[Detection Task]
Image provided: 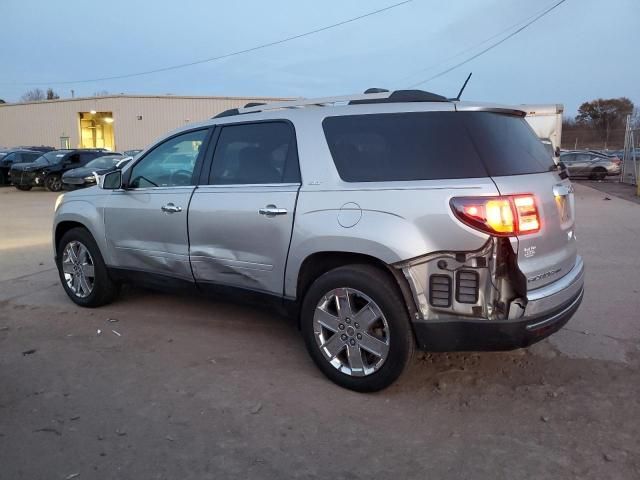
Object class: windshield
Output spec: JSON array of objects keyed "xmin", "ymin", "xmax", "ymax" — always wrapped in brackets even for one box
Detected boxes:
[
  {"xmin": 85, "ymin": 156, "xmax": 123, "ymax": 169},
  {"xmin": 34, "ymin": 151, "xmax": 69, "ymax": 165}
]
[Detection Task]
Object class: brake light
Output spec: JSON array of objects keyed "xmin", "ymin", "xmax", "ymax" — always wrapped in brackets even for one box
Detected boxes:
[{"xmin": 451, "ymin": 195, "xmax": 541, "ymax": 236}]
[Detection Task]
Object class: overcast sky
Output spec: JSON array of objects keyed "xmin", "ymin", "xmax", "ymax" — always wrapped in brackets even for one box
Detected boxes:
[{"xmin": 0, "ymin": 0, "xmax": 637, "ymax": 116}]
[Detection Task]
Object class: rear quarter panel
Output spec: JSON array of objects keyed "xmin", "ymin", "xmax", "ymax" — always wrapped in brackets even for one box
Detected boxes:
[{"xmin": 285, "ymin": 179, "xmax": 499, "ymax": 298}]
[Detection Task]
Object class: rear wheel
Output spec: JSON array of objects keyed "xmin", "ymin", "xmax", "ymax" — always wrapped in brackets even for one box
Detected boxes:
[
  {"xmin": 57, "ymin": 227, "xmax": 119, "ymax": 307},
  {"xmin": 301, "ymin": 264, "xmax": 414, "ymax": 392},
  {"xmin": 45, "ymin": 174, "xmax": 63, "ymax": 192},
  {"xmin": 590, "ymin": 167, "xmax": 607, "ymax": 180},
  {"xmin": 15, "ymin": 185, "xmax": 32, "ymax": 191}
]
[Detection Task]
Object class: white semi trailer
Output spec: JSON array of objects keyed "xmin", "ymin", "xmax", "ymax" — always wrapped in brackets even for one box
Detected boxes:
[{"xmin": 522, "ymin": 104, "xmax": 564, "ymax": 163}]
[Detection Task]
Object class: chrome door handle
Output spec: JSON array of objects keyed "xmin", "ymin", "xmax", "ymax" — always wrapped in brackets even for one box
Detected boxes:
[
  {"xmin": 161, "ymin": 203, "xmax": 182, "ymax": 213},
  {"xmin": 259, "ymin": 205, "xmax": 288, "ymax": 217}
]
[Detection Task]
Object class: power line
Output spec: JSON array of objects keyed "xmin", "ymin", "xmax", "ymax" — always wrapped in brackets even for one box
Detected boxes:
[
  {"xmin": 394, "ymin": 0, "xmax": 562, "ymax": 87},
  {"xmin": 1, "ymin": 0, "xmax": 412, "ymax": 86},
  {"xmin": 406, "ymin": 0, "xmax": 567, "ymax": 88}
]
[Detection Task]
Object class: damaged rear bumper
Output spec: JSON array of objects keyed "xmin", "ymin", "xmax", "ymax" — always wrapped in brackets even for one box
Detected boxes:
[
  {"xmin": 398, "ymin": 238, "xmax": 584, "ymax": 351},
  {"xmin": 412, "ymin": 284, "xmax": 583, "ymax": 351}
]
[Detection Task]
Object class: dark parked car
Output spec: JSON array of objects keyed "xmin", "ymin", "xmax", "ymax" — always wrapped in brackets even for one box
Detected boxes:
[
  {"xmin": 0, "ymin": 149, "xmax": 42, "ymax": 185},
  {"xmin": 62, "ymin": 155, "xmax": 131, "ymax": 190},
  {"xmin": 17, "ymin": 145, "xmax": 56, "ymax": 153},
  {"xmin": 10, "ymin": 149, "xmax": 113, "ymax": 191},
  {"xmin": 559, "ymin": 151, "xmax": 621, "ymax": 180}
]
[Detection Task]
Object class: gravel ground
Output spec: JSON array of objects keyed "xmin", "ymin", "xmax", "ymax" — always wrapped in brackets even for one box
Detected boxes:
[{"xmin": 0, "ymin": 184, "xmax": 639, "ymax": 479}]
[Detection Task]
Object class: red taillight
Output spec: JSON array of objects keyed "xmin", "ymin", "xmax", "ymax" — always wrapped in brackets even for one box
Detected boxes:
[{"xmin": 450, "ymin": 195, "xmax": 541, "ymax": 236}]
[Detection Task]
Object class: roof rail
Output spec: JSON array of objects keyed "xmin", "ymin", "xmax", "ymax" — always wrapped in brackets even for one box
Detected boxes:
[
  {"xmin": 349, "ymin": 90, "xmax": 448, "ymax": 105},
  {"xmin": 213, "ymin": 108, "xmax": 240, "ymax": 118},
  {"xmin": 211, "ymin": 89, "xmax": 449, "ymax": 118}
]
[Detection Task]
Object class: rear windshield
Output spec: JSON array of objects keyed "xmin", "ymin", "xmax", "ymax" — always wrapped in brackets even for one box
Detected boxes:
[{"xmin": 322, "ymin": 111, "xmax": 555, "ymax": 182}]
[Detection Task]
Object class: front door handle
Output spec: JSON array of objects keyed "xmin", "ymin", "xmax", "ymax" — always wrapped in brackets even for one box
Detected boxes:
[
  {"xmin": 259, "ymin": 205, "xmax": 288, "ymax": 217},
  {"xmin": 161, "ymin": 203, "xmax": 182, "ymax": 214}
]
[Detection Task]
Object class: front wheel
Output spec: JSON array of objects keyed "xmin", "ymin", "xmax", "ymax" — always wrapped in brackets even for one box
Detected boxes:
[
  {"xmin": 45, "ymin": 174, "xmax": 63, "ymax": 192},
  {"xmin": 57, "ymin": 227, "xmax": 119, "ymax": 307},
  {"xmin": 301, "ymin": 264, "xmax": 414, "ymax": 392}
]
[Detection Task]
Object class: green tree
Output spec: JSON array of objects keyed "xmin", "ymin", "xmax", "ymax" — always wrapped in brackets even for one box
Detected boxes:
[{"xmin": 576, "ymin": 97, "xmax": 634, "ymax": 146}]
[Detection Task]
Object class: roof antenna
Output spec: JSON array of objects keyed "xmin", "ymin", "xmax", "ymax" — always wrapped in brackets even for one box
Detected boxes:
[{"xmin": 454, "ymin": 72, "xmax": 472, "ymax": 101}]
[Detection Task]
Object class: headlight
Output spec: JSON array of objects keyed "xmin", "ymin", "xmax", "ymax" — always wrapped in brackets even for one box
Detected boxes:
[
  {"xmin": 54, "ymin": 194, "xmax": 65, "ymax": 212},
  {"xmin": 84, "ymin": 175, "xmax": 97, "ymax": 183}
]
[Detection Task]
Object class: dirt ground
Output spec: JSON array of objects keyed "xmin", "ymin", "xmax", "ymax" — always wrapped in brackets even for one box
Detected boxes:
[{"xmin": 0, "ymin": 184, "xmax": 639, "ymax": 480}]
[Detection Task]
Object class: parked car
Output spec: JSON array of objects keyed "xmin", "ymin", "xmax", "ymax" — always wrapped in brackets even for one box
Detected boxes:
[
  {"xmin": 0, "ymin": 148, "xmax": 42, "ymax": 185},
  {"xmin": 123, "ymin": 149, "xmax": 143, "ymax": 157},
  {"xmin": 11, "ymin": 149, "xmax": 114, "ymax": 191},
  {"xmin": 17, "ymin": 145, "xmax": 56, "ymax": 153},
  {"xmin": 560, "ymin": 151, "xmax": 621, "ymax": 179},
  {"xmin": 52, "ymin": 89, "xmax": 584, "ymax": 392},
  {"xmin": 62, "ymin": 155, "xmax": 131, "ymax": 190}
]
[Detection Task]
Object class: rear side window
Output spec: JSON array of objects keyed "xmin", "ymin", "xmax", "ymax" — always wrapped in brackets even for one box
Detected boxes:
[
  {"xmin": 209, "ymin": 122, "xmax": 300, "ymax": 185},
  {"xmin": 323, "ymin": 112, "xmax": 486, "ymax": 182},
  {"xmin": 323, "ymin": 111, "xmax": 554, "ymax": 182},
  {"xmin": 463, "ymin": 112, "xmax": 555, "ymax": 176}
]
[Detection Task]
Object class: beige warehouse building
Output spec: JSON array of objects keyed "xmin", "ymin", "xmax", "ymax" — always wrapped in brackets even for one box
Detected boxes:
[{"xmin": 0, "ymin": 94, "xmax": 289, "ymax": 152}]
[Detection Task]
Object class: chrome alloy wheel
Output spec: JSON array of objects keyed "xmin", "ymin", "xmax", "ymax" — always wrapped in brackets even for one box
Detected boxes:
[
  {"xmin": 61, "ymin": 240, "xmax": 95, "ymax": 298},
  {"xmin": 313, "ymin": 288, "xmax": 390, "ymax": 377}
]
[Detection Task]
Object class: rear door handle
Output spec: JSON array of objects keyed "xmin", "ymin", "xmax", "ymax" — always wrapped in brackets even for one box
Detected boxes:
[
  {"xmin": 161, "ymin": 203, "xmax": 182, "ymax": 214},
  {"xmin": 259, "ymin": 205, "xmax": 288, "ymax": 217}
]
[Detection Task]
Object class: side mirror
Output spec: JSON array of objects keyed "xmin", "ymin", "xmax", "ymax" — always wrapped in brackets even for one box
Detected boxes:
[{"xmin": 100, "ymin": 170, "xmax": 122, "ymax": 190}]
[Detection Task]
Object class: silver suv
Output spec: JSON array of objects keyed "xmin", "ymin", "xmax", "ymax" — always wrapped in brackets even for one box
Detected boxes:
[{"xmin": 53, "ymin": 89, "xmax": 584, "ymax": 392}]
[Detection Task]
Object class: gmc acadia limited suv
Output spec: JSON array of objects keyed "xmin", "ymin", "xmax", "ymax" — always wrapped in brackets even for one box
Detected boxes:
[{"xmin": 52, "ymin": 89, "xmax": 584, "ymax": 392}]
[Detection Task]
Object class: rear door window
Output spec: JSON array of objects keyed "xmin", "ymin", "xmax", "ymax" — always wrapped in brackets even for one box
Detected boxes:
[{"xmin": 208, "ymin": 122, "xmax": 300, "ymax": 185}]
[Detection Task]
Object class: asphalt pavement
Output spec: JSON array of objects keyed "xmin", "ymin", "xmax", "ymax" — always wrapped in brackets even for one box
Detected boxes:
[{"xmin": 0, "ymin": 184, "xmax": 638, "ymax": 479}]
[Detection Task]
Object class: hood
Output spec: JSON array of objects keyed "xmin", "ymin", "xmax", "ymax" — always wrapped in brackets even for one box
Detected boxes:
[
  {"xmin": 9, "ymin": 162, "xmax": 39, "ymax": 171},
  {"xmin": 62, "ymin": 166, "xmax": 115, "ymax": 178}
]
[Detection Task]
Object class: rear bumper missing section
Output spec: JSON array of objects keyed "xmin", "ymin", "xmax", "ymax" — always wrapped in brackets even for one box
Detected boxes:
[{"xmin": 412, "ymin": 256, "xmax": 585, "ymax": 352}]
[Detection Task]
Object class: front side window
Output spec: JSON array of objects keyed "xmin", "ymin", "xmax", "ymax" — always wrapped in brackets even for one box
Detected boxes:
[
  {"xmin": 130, "ymin": 129, "xmax": 207, "ymax": 188},
  {"xmin": 209, "ymin": 122, "xmax": 299, "ymax": 185}
]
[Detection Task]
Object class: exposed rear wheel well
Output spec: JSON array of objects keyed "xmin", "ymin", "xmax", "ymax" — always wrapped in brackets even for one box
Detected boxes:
[
  {"xmin": 55, "ymin": 221, "xmax": 89, "ymax": 257},
  {"xmin": 295, "ymin": 251, "xmax": 417, "ymax": 320}
]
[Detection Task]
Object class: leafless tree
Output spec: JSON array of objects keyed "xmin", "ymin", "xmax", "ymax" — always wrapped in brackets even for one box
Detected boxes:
[{"xmin": 20, "ymin": 88, "xmax": 46, "ymax": 102}]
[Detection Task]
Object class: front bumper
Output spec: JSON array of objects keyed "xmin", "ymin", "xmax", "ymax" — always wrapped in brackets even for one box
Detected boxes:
[
  {"xmin": 10, "ymin": 169, "xmax": 40, "ymax": 186},
  {"xmin": 412, "ymin": 256, "xmax": 585, "ymax": 351}
]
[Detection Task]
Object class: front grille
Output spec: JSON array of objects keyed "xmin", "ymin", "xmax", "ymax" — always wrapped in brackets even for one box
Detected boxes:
[
  {"xmin": 11, "ymin": 169, "xmax": 34, "ymax": 185},
  {"xmin": 456, "ymin": 270, "xmax": 479, "ymax": 304},
  {"xmin": 429, "ymin": 274, "xmax": 452, "ymax": 307}
]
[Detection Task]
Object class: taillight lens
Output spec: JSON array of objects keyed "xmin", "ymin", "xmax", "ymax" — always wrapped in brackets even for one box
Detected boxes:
[{"xmin": 450, "ymin": 195, "xmax": 540, "ymax": 236}]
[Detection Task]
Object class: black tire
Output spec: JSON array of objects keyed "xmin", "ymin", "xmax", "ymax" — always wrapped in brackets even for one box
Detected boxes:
[
  {"xmin": 56, "ymin": 227, "xmax": 119, "ymax": 307},
  {"xmin": 45, "ymin": 174, "xmax": 63, "ymax": 192},
  {"xmin": 301, "ymin": 264, "xmax": 415, "ymax": 392},
  {"xmin": 590, "ymin": 167, "xmax": 607, "ymax": 181},
  {"xmin": 15, "ymin": 184, "xmax": 32, "ymax": 191}
]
